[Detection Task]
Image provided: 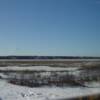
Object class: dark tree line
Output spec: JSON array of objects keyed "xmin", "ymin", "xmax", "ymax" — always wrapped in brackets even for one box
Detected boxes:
[{"xmin": 0, "ymin": 56, "xmax": 100, "ymax": 59}]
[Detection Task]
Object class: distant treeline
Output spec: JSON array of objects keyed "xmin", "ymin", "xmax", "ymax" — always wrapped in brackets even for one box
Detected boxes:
[{"xmin": 0, "ymin": 56, "xmax": 100, "ymax": 59}]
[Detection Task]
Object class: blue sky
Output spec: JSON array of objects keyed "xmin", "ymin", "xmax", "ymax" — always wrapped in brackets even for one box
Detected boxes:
[{"xmin": 0, "ymin": 0, "xmax": 100, "ymax": 56}]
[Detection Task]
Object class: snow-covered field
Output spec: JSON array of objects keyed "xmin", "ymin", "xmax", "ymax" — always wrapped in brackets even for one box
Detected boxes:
[
  {"xmin": 0, "ymin": 66, "xmax": 80, "ymax": 71},
  {"xmin": 0, "ymin": 79, "xmax": 100, "ymax": 100},
  {"xmin": 0, "ymin": 65, "xmax": 100, "ymax": 100}
]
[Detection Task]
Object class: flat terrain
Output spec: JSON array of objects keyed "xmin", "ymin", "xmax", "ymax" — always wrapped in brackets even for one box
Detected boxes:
[
  {"xmin": 0, "ymin": 59, "xmax": 100, "ymax": 100},
  {"xmin": 0, "ymin": 59, "xmax": 100, "ymax": 67}
]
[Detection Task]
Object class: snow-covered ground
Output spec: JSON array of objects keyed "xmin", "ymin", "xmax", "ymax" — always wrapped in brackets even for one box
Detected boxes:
[
  {"xmin": 84, "ymin": 82, "xmax": 100, "ymax": 88},
  {"xmin": 0, "ymin": 66, "xmax": 80, "ymax": 71},
  {"xmin": 0, "ymin": 65, "xmax": 100, "ymax": 100},
  {"xmin": 0, "ymin": 79, "xmax": 100, "ymax": 100}
]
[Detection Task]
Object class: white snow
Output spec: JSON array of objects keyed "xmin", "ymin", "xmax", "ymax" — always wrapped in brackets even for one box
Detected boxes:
[
  {"xmin": 0, "ymin": 79, "xmax": 100, "ymax": 100},
  {"xmin": 0, "ymin": 66, "xmax": 80, "ymax": 71},
  {"xmin": 0, "ymin": 73, "xmax": 7, "ymax": 79},
  {"xmin": 84, "ymin": 82, "xmax": 100, "ymax": 88},
  {"xmin": 0, "ymin": 65, "xmax": 100, "ymax": 100}
]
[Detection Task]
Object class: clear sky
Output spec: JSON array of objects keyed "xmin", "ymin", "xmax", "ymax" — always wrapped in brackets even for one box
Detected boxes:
[{"xmin": 0, "ymin": 0, "xmax": 100, "ymax": 56}]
